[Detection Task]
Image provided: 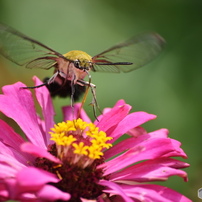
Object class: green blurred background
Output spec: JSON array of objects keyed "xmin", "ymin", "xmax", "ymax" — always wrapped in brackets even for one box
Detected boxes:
[{"xmin": 0, "ymin": 0, "xmax": 202, "ymax": 201}]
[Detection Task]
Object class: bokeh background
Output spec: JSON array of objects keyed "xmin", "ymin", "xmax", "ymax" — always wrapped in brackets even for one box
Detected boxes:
[{"xmin": 0, "ymin": 0, "xmax": 202, "ymax": 201}]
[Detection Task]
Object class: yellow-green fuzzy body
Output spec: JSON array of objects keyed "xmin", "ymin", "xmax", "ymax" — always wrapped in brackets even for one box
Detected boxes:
[{"xmin": 63, "ymin": 50, "xmax": 92, "ymax": 68}]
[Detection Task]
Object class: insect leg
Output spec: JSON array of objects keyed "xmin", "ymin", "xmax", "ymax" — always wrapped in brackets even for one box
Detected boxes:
[
  {"xmin": 47, "ymin": 70, "xmax": 66, "ymax": 85},
  {"xmin": 20, "ymin": 70, "xmax": 62, "ymax": 89},
  {"xmin": 87, "ymin": 81, "xmax": 102, "ymax": 117},
  {"xmin": 69, "ymin": 74, "xmax": 77, "ymax": 120},
  {"xmin": 77, "ymin": 79, "xmax": 101, "ymax": 121},
  {"xmin": 20, "ymin": 82, "xmax": 47, "ymax": 89},
  {"xmin": 84, "ymin": 70, "xmax": 102, "ymax": 115},
  {"xmin": 70, "ymin": 75, "xmax": 76, "ymax": 107}
]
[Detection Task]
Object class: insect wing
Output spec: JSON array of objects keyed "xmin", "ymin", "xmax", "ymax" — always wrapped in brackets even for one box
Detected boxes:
[
  {"xmin": 92, "ymin": 33, "xmax": 165, "ymax": 73},
  {"xmin": 0, "ymin": 24, "xmax": 66, "ymax": 69}
]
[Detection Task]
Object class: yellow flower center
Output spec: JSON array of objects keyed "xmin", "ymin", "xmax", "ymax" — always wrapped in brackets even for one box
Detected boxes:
[{"xmin": 49, "ymin": 119, "xmax": 112, "ymax": 168}]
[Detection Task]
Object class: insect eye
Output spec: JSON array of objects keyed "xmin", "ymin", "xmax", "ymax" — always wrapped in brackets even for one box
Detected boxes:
[{"xmin": 74, "ymin": 60, "xmax": 80, "ymax": 69}]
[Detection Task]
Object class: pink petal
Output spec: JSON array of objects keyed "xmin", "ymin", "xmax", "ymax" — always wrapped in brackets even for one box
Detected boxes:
[
  {"xmin": 3, "ymin": 167, "xmax": 61, "ymax": 200},
  {"xmin": 62, "ymin": 103, "xmax": 91, "ymax": 123},
  {"xmin": 99, "ymin": 180, "xmax": 134, "ymax": 202},
  {"xmin": 0, "ymin": 119, "xmax": 25, "ymax": 150},
  {"xmin": 127, "ymin": 126, "xmax": 147, "ymax": 137},
  {"xmin": 16, "ymin": 167, "xmax": 59, "ymax": 192},
  {"xmin": 96, "ymin": 102, "xmax": 131, "ymax": 132},
  {"xmin": 100, "ymin": 146, "xmax": 145, "ymax": 175},
  {"xmin": 98, "ymin": 100, "xmax": 128, "ymax": 117},
  {"xmin": 104, "ymin": 133, "xmax": 151, "ymax": 160},
  {"xmin": 113, "ymin": 99, "xmax": 127, "ymax": 107},
  {"xmin": 0, "ymin": 160, "xmax": 19, "ymax": 178},
  {"xmin": 110, "ymin": 111, "xmax": 157, "ymax": 141},
  {"xmin": 110, "ymin": 158, "xmax": 189, "ymax": 182},
  {"xmin": 162, "ymin": 139, "xmax": 187, "ymax": 158},
  {"xmin": 3, "ymin": 178, "xmax": 18, "ymax": 199},
  {"xmin": 0, "ymin": 183, "xmax": 8, "ymax": 200},
  {"xmin": 104, "ymin": 131, "xmax": 161, "ymax": 159},
  {"xmin": 37, "ymin": 184, "xmax": 70, "ymax": 201},
  {"xmin": 115, "ymin": 184, "xmax": 191, "ymax": 202},
  {"xmin": 81, "ymin": 198, "xmax": 97, "ymax": 202},
  {"xmin": 148, "ymin": 128, "xmax": 169, "ymax": 138},
  {"xmin": 100, "ymin": 138, "xmax": 183, "ymax": 175},
  {"xmin": 33, "ymin": 76, "xmax": 55, "ymax": 145},
  {"xmin": 0, "ymin": 143, "xmax": 29, "ymax": 173},
  {"xmin": 3, "ymin": 178, "xmax": 37, "ymax": 201},
  {"xmin": 104, "ymin": 130, "xmax": 187, "ymax": 160},
  {"xmin": 0, "ymin": 120, "xmax": 34, "ymax": 164},
  {"xmin": 21, "ymin": 142, "xmax": 61, "ymax": 164},
  {"xmin": 0, "ymin": 82, "xmax": 46, "ymax": 148},
  {"xmin": 101, "ymin": 107, "xmax": 112, "ymax": 115}
]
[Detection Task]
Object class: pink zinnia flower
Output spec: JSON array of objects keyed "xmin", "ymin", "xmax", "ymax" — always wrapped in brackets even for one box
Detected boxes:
[{"xmin": 0, "ymin": 76, "xmax": 191, "ymax": 202}]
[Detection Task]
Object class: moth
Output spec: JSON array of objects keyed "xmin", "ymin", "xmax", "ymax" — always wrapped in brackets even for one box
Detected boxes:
[{"xmin": 0, "ymin": 23, "xmax": 165, "ymax": 117}]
